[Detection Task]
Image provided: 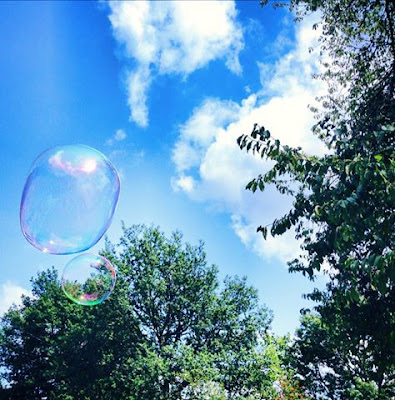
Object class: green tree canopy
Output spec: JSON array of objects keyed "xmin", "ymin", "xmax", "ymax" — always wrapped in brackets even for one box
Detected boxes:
[{"xmin": 1, "ymin": 225, "xmax": 279, "ymax": 400}]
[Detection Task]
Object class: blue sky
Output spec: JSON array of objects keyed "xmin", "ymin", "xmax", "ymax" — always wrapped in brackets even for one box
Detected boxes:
[{"xmin": 0, "ymin": 0, "xmax": 327, "ymax": 335}]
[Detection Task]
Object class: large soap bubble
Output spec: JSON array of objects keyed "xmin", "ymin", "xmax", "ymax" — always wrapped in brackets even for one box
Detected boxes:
[
  {"xmin": 20, "ymin": 144, "xmax": 120, "ymax": 255},
  {"xmin": 62, "ymin": 253, "xmax": 116, "ymax": 306}
]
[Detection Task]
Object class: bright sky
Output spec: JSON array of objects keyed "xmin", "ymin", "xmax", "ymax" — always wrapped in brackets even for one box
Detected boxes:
[{"xmin": 0, "ymin": 0, "xmax": 327, "ymax": 335}]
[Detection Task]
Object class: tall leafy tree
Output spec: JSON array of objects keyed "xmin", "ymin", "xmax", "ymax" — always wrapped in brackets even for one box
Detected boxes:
[
  {"xmin": 239, "ymin": 0, "xmax": 394, "ymax": 398},
  {"xmin": 0, "ymin": 225, "xmax": 275, "ymax": 400}
]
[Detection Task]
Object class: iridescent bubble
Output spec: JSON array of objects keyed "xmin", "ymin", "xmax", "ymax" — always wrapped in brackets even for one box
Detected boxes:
[
  {"xmin": 62, "ymin": 253, "xmax": 116, "ymax": 306},
  {"xmin": 20, "ymin": 145, "xmax": 120, "ymax": 254}
]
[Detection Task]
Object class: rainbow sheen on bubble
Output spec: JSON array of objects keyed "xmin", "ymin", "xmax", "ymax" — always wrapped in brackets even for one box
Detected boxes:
[
  {"xmin": 62, "ymin": 253, "xmax": 116, "ymax": 306},
  {"xmin": 20, "ymin": 145, "xmax": 120, "ymax": 255}
]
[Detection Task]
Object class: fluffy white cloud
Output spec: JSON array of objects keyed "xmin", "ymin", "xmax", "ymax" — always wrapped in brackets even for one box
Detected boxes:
[
  {"xmin": 172, "ymin": 13, "xmax": 328, "ymax": 264},
  {"xmin": 171, "ymin": 174, "xmax": 195, "ymax": 194},
  {"xmin": 0, "ymin": 282, "xmax": 30, "ymax": 315},
  {"xmin": 106, "ymin": 128, "xmax": 127, "ymax": 146},
  {"xmin": 108, "ymin": 0, "xmax": 243, "ymax": 127},
  {"xmin": 125, "ymin": 66, "xmax": 151, "ymax": 127},
  {"xmin": 114, "ymin": 129, "xmax": 127, "ymax": 141},
  {"xmin": 231, "ymin": 215, "xmax": 301, "ymax": 263}
]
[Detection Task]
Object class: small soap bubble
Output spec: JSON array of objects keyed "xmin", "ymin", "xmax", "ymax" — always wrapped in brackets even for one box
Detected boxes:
[
  {"xmin": 20, "ymin": 144, "xmax": 120, "ymax": 255},
  {"xmin": 62, "ymin": 253, "xmax": 116, "ymax": 306}
]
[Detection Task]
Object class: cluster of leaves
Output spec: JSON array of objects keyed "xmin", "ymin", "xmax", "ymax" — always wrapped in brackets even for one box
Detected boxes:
[
  {"xmin": 0, "ymin": 225, "xmax": 289, "ymax": 400},
  {"xmin": 239, "ymin": 0, "xmax": 394, "ymax": 398},
  {"xmin": 238, "ymin": 122, "xmax": 394, "ymax": 282},
  {"xmin": 275, "ymin": 376, "xmax": 311, "ymax": 400},
  {"xmin": 287, "ymin": 313, "xmax": 394, "ymax": 399}
]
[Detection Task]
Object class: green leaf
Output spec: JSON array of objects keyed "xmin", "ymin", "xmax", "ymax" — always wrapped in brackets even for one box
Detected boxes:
[
  {"xmin": 374, "ymin": 154, "xmax": 383, "ymax": 161},
  {"xmin": 257, "ymin": 225, "xmax": 268, "ymax": 239},
  {"xmin": 349, "ymin": 288, "xmax": 360, "ymax": 302}
]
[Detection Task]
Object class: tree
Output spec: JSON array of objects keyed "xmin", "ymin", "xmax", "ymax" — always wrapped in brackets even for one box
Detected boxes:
[
  {"xmin": 287, "ymin": 313, "xmax": 391, "ymax": 400},
  {"xmin": 0, "ymin": 266, "xmax": 141, "ymax": 400},
  {"xmin": 238, "ymin": 0, "xmax": 394, "ymax": 398},
  {"xmin": 0, "ymin": 225, "xmax": 277, "ymax": 400}
]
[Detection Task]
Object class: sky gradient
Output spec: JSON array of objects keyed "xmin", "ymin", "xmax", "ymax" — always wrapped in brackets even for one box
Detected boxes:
[{"xmin": 0, "ymin": 0, "xmax": 327, "ymax": 335}]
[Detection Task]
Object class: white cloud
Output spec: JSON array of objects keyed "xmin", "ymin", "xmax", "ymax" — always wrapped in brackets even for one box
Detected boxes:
[
  {"xmin": 106, "ymin": 128, "xmax": 127, "ymax": 146},
  {"xmin": 108, "ymin": 0, "xmax": 243, "ymax": 126},
  {"xmin": 172, "ymin": 98, "xmax": 241, "ymax": 173},
  {"xmin": 231, "ymin": 215, "xmax": 301, "ymax": 263},
  {"xmin": 114, "ymin": 129, "xmax": 127, "ymax": 141},
  {"xmin": 171, "ymin": 174, "xmax": 195, "ymax": 194},
  {"xmin": 126, "ymin": 66, "xmax": 151, "ymax": 128},
  {"xmin": 0, "ymin": 282, "xmax": 30, "ymax": 315},
  {"xmin": 172, "ymin": 13, "xmax": 328, "ymax": 264},
  {"xmin": 260, "ymin": 14, "xmax": 324, "ymax": 98}
]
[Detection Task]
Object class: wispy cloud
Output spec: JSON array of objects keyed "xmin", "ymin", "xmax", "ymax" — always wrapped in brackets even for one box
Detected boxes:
[
  {"xmin": 0, "ymin": 282, "xmax": 30, "ymax": 315},
  {"xmin": 108, "ymin": 0, "xmax": 243, "ymax": 127},
  {"xmin": 106, "ymin": 128, "xmax": 127, "ymax": 146},
  {"xmin": 171, "ymin": 13, "xmax": 327, "ymax": 264}
]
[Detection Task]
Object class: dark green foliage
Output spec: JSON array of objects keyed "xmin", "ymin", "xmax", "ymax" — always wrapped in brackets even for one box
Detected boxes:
[
  {"xmin": 0, "ymin": 225, "xmax": 276, "ymax": 400},
  {"xmin": 239, "ymin": 0, "xmax": 394, "ymax": 398},
  {"xmin": 288, "ymin": 313, "xmax": 394, "ymax": 400},
  {"xmin": 0, "ymin": 266, "xmax": 140, "ymax": 400}
]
